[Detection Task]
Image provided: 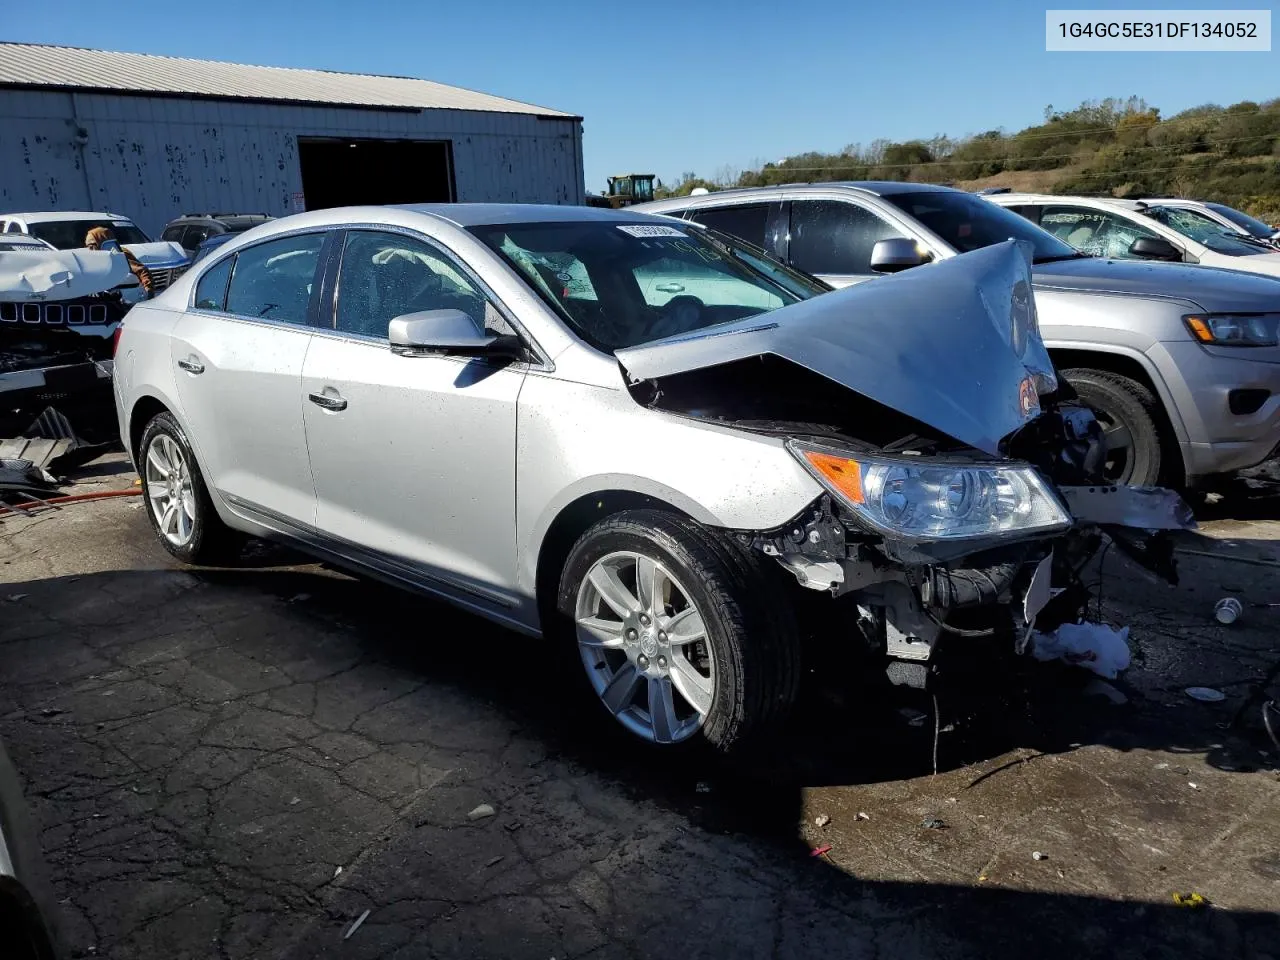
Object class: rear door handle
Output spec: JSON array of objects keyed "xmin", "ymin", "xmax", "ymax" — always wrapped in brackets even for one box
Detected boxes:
[
  {"xmin": 177, "ymin": 357, "xmax": 205, "ymax": 374},
  {"xmin": 308, "ymin": 391, "xmax": 348, "ymax": 412}
]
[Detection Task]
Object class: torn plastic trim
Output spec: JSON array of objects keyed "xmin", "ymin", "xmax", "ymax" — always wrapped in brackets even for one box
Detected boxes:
[{"xmin": 1059, "ymin": 484, "xmax": 1197, "ymax": 531}]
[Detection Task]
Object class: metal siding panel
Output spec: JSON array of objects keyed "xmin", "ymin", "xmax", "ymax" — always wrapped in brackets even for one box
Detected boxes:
[{"xmin": 0, "ymin": 92, "xmax": 581, "ymax": 231}]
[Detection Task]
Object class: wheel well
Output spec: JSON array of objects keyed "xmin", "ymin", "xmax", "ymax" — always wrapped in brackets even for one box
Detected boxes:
[
  {"xmin": 1049, "ymin": 347, "xmax": 1185, "ymax": 480},
  {"xmin": 128, "ymin": 396, "xmax": 170, "ymax": 460},
  {"xmin": 534, "ymin": 491, "xmax": 682, "ymax": 621},
  {"xmin": 1050, "ymin": 348, "xmax": 1159, "ymax": 396}
]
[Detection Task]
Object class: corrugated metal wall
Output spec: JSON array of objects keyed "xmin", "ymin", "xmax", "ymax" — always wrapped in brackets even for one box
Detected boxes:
[{"xmin": 0, "ymin": 88, "xmax": 585, "ymax": 235}]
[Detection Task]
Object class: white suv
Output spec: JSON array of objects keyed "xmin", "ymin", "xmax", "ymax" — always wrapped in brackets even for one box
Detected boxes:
[
  {"xmin": 985, "ymin": 194, "xmax": 1280, "ymax": 277},
  {"xmin": 1, "ymin": 211, "xmax": 191, "ymax": 290}
]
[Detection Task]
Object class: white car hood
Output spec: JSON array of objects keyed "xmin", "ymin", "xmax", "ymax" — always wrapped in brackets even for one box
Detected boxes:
[
  {"xmin": 122, "ymin": 240, "xmax": 190, "ymax": 268},
  {"xmin": 0, "ymin": 249, "xmax": 134, "ymax": 301},
  {"xmin": 616, "ymin": 241, "xmax": 1054, "ymax": 458},
  {"xmin": 1209, "ymin": 251, "xmax": 1280, "ymax": 277}
]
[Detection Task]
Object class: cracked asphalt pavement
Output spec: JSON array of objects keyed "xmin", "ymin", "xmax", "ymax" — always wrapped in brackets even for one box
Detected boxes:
[{"xmin": 1, "ymin": 454, "xmax": 1278, "ymax": 959}]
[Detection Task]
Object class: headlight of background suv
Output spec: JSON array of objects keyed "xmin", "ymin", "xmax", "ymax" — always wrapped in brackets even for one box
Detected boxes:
[
  {"xmin": 1184, "ymin": 313, "xmax": 1279, "ymax": 347},
  {"xmin": 787, "ymin": 440, "xmax": 1071, "ymax": 542}
]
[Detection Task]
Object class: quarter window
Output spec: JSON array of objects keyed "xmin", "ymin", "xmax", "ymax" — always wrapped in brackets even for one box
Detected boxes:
[
  {"xmin": 787, "ymin": 200, "xmax": 907, "ymax": 275},
  {"xmin": 334, "ymin": 231, "xmax": 488, "ymax": 339},
  {"xmin": 1040, "ymin": 206, "xmax": 1164, "ymax": 260},
  {"xmin": 193, "ymin": 256, "xmax": 234, "ymax": 311},
  {"xmin": 224, "ymin": 233, "xmax": 325, "ymax": 324}
]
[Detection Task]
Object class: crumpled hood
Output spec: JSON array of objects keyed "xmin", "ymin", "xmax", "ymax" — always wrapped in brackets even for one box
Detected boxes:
[
  {"xmin": 1033, "ymin": 256, "xmax": 1280, "ymax": 311},
  {"xmin": 0, "ymin": 249, "xmax": 134, "ymax": 301},
  {"xmin": 616, "ymin": 241, "xmax": 1053, "ymax": 457},
  {"xmin": 121, "ymin": 240, "xmax": 190, "ymax": 268}
]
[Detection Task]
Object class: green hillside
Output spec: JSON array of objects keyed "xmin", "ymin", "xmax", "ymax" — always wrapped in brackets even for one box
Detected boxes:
[{"xmin": 658, "ymin": 98, "xmax": 1280, "ymax": 222}]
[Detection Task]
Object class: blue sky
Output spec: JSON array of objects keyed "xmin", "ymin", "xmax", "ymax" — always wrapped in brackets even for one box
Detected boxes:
[{"xmin": 7, "ymin": 0, "xmax": 1278, "ymax": 192}]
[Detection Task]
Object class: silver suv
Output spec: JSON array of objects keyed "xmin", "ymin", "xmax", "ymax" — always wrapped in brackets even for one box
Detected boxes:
[{"xmin": 637, "ymin": 183, "xmax": 1280, "ymax": 487}]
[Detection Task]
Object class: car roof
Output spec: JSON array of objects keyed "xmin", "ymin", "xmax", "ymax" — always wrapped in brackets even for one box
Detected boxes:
[
  {"xmin": 0, "ymin": 235, "xmax": 52, "ymax": 247},
  {"xmin": 392, "ymin": 202, "xmax": 684, "ymax": 227},
  {"xmin": 5, "ymin": 210, "xmax": 132, "ymax": 222},
  {"xmin": 986, "ymin": 193, "xmax": 1148, "ymax": 211},
  {"xmin": 199, "ymin": 203, "xmax": 690, "ymax": 249}
]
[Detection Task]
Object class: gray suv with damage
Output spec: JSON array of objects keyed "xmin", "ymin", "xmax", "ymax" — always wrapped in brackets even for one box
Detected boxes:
[{"xmin": 637, "ymin": 183, "xmax": 1280, "ymax": 488}]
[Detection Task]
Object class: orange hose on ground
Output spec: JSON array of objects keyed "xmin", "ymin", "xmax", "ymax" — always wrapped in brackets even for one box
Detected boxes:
[{"xmin": 0, "ymin": 488, "xmax": 143, "ymax": 515}]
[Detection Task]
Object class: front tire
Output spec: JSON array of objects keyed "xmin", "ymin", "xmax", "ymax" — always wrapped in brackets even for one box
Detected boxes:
[
  {"xmin": 138, "ymin": 412, "xmax": 242, "ymax": 564},
  {"xmin": 1062, "ymin": 368, "xmax": 1167, "ymax": 486},
  {"xmin": 557, "ymin": 510, "xmax": 800, "ymax": 755}
]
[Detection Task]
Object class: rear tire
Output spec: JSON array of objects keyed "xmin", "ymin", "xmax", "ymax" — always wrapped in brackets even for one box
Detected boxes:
[
  {"xmin": 138, "ymin": 412, "xmax": 243, "ymax": 564},
  {"xmin": 1062, "ymin": 368, "xmax": 1167, "ymax": 486},
  {"xmin": 556, "ymin": 509, "xmax": 800, "ymax": 757}
]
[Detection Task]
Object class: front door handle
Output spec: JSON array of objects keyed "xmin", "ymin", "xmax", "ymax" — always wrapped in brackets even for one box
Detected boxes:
[
  {"xmin": 308, "ymin": 391, "xmax": 348, "ymax": 412},
  {"xmin": 177, "ymin": 357, "xmax": 205, "ymax": 374}
]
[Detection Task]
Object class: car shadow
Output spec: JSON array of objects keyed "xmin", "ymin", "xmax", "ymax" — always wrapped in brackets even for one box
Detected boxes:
[{"xmin": 2, "ymin": 564, "xmax": 1277, "ymax": 959}]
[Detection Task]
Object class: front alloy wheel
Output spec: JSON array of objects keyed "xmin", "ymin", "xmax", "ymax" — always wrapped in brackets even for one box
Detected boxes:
[
  {"xmin": 559, "ymin": 510, "xmax": 801, "ymax": 756},
  {"xmin": 575, "ymin": 551, "xmax": 716, "ymax": 744}
]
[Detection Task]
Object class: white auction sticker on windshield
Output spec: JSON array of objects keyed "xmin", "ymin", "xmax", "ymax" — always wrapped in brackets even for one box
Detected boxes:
[{"xmin": 616, "ymin": 224, "xmax": 686, "ymax": 238}]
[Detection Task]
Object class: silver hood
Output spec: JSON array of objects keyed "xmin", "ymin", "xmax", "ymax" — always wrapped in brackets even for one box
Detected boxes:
[{"xmin": 616, "ymin": 241, "xmax": 1053, "ymax": 457}]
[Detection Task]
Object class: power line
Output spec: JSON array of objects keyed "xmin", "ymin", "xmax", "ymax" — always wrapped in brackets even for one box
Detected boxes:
[{"xmin": 747, "ymin": 134, "xmax": 1280, "ymax": 172}]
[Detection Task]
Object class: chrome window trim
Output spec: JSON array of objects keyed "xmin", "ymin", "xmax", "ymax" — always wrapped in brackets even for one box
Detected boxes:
[{"xmin": 184, "ymin": 221, "xmax": 553, "ymax": 371}]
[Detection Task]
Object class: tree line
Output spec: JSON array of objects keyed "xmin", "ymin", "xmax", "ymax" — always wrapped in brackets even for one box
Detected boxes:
[{"xmin": 655, "ymin": 97, "xmax": 1280, "ymax": 221}]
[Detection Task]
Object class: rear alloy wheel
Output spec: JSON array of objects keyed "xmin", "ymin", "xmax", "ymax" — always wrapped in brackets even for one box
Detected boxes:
[
  {"xmin": 559, "ymin": 510, "xmax": 800, "ymax": 755},
  {"xmin": 138, "ymin": 412, "xmax": 242, "ymax": 564},
  {"xmin": 1062, "ymin": 368, "xmax": 1166, "ymax": 487}
]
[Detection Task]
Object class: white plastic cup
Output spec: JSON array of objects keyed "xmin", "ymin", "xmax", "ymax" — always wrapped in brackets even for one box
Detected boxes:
[{"xmin": 1214, "ymin": 597, "xmax": 1242, "ymax": 625}]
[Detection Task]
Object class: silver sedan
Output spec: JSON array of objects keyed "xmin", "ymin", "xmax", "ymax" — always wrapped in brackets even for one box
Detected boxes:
[{"xmin": 113, "ymin": 204, "xmax": 1191, "ymax": 756}]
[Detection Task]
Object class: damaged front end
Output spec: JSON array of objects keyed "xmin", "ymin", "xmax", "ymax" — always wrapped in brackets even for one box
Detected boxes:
[
  {"xmin": 617, "ymin": 241, "xmax": 1195, "ymax": 690},
  {"xmin": 1, "ymin": 248, "xmax": 138, "ymax": 442}
]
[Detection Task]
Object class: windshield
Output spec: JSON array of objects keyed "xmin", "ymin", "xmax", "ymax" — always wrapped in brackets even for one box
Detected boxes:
[
  {"xmin": 883, "ymin": 191, "xmax": 1079, "ymax": 263},
  {"xmin": 1145, "ymin": 206, "xmax": 1269, "ymax": 257},
  {"xmin": 28, "ymin": 219, "xmax": 151, "ymax": 250},
  {"xmin": 1204, "ymin": 202, "xmax": 1275, "ymax": 240},
  {"xmin": 469, "ymin": 220, "xmax": 826, "ymax": 351}
]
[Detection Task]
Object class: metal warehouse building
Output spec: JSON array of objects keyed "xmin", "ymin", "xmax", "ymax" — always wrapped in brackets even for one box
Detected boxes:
[{"xmin": 0, "ymin": 43, "xmax": 585, "ymax": 236}]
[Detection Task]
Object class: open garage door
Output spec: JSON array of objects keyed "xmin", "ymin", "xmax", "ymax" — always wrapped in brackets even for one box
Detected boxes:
[{"xmin": 297, "ymin": 137, "xmax": 455, "ymax": 210}]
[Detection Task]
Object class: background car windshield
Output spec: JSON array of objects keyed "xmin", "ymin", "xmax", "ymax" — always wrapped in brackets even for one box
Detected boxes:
[
  {"xmin": 883, "ymin": 192, "xmax": 1076, "ymax": 262},
  {"xmin": 1205, "ymin": 202, "xmax": 1274, "ymax": 240},
  {"xmin": 1147, "ymin": 206, "xmax": 1269, "ymax": 256},
  {"xmin": 470, "ymin": 221, "xmax": 815, "ymax": 350},
  {"xmin": 28, "ymin": 219, "xmax": 151, "ymax": 250}
]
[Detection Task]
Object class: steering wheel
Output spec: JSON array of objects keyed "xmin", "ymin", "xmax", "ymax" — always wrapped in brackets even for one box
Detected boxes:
[{"xmin": 647, "ymin": 295, "xmax": 706, "ymax": 340}]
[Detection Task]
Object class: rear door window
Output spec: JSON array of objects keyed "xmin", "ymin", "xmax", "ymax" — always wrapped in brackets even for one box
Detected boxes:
[
  {"xmin": 787, "ymin": 199, "xmax": 907, "ymax": 275},
  {"xmin": 224, "ymin": 233, "xmax": 325, "ymax": 324},
  {"xmin": 688, "ymin": 204, "xmax": 771, "ymax": 248}
]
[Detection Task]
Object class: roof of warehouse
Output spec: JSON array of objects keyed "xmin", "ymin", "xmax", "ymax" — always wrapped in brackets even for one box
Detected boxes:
[{"xmin": 0, "ymin": 43, "xmax": 579, "ymax": 119}]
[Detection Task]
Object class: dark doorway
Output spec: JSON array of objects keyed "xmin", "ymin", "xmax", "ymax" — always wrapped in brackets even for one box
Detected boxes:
[{"xmin": 296, "ymin": 137, "xmax": 454, "ymax": 210}]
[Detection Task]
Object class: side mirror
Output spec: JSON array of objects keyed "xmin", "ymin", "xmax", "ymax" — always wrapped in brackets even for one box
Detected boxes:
[
  {"xmin": 870, "ymin": 238, "xmax": 928, "ymax": 273},
  {"xmin": 1128, "ymin": 236, "xmax": 1181, "ymax": 261},
  {"xmin": 388, "ymin": 309, "xmax": 521, "ymax": 358}
]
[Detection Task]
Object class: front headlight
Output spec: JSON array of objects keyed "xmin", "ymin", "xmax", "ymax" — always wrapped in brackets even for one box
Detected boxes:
[
  {"xmin": 787, "ymin": 440, "xmax": 1071, "ymax": 541},
  {"xmin": 1184, "ymin": 313, "xmax": 1279, "ymax": 347}
]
